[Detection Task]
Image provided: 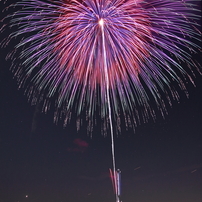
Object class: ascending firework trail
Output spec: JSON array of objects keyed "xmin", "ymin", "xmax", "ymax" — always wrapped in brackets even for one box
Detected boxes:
[{"xmin": 100, "ymin": 18, "xmax": 119, "ymax": 202}]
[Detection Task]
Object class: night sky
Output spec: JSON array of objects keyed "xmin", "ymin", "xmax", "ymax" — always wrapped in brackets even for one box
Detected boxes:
[{"xmin": 0, "ymin": 1, "xmax": 202, "ymax": 202}]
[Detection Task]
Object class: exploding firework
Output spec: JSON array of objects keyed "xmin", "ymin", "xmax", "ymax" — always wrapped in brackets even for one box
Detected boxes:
[{"xmin": 1, "ymin": 0, "xmax": 201, "ymax": 134}]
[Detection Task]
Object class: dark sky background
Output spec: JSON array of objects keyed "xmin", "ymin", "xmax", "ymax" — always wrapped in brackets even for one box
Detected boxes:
[{"xmin": 0, "ymin": 1, "xmax": 202, "ymax": 202}]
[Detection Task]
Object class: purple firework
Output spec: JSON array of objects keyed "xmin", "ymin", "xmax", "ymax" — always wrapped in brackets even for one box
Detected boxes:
[{"xmin": 1, "ymin": 0, "xmax": 201, "ymax": 134}]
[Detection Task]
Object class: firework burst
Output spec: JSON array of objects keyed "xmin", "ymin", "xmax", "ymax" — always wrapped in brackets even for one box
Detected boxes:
[{"xmin": 1, "ymin": 0, "xmax": 201, "ymax": 134}]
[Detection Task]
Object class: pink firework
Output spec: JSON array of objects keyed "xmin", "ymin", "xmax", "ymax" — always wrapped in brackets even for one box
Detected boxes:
[{"xmin": 1, "ymin": 0, "xmax": 201, "ymax": 134}]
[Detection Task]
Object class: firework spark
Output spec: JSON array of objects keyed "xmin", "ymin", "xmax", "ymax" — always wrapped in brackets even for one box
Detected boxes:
[{"xmin": 1, "ymin": 0, "xmax": 201, "ymax": 134}]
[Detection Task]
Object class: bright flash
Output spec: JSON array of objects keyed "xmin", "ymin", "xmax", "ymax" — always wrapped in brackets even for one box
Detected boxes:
[{"xmin": 99, "ymin": 18, "xmax": 104, "ymax": 26}]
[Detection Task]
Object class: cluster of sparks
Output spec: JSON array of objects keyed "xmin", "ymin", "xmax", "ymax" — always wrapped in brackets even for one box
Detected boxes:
[{"xmin": 1, "ymin": 0, "xmax": 201, "ymax": 134}]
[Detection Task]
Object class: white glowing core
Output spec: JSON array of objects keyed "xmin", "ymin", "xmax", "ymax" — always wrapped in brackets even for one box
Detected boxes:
[{"xmin": 99, "ymin": 18, "xmax": 104, "ymax": 26}]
